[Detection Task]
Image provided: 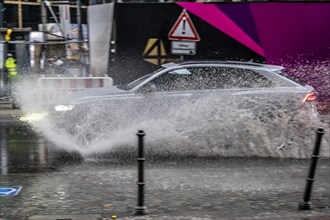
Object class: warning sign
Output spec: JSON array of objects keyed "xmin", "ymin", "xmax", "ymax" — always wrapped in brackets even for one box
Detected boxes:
[{"xmin": 168, "ymin": 10, "xmax": 200, "ymax": 41}]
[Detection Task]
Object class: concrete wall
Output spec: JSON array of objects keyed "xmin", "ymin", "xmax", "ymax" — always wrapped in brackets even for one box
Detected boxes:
[{"xmin": 88, "ymin": 3, "xmax": 114, "ymax": 77}]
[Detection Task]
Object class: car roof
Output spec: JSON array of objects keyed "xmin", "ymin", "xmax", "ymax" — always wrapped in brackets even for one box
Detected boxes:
[{"xmin": 161, "ymin": 61, "xmax": 284, "ymax": 72}]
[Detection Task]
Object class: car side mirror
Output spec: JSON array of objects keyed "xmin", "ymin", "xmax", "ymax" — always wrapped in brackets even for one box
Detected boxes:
[{"xmin": 150, "ymin": 84, "xmax": 157, "ymax": 91}]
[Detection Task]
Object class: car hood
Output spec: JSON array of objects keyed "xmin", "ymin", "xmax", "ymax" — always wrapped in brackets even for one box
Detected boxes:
[{"xmin": 55, "ymin": 86, "xmax": 130, "ymax": 105}]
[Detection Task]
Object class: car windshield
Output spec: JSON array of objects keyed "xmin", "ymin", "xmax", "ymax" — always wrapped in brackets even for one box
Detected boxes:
[
  {"xmin": 118, "ymin": 67, "xmax": 165, "ymax": 91},
  {"xmin": 116, "ymin": 74, "xmax": 151, "ymax": 91}
]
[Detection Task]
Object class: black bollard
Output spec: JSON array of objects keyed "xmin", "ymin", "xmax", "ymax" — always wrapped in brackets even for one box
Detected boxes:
[
  {"xmin": 298, "ymin": 128, "xmax": 325, "ymax": 210},
  {"xmin": 135, "ymin": 130, "xmax": 147, "ymax": 215}
]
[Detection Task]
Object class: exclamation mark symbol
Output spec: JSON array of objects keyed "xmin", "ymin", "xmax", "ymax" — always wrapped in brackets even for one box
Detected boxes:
[{"xmin": 182, "ymin": 18, "xmax": 186, "ymax": 35}]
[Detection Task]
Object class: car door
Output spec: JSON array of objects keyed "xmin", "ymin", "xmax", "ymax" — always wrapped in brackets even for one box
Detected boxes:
[
  {"xmin": 134, "ymin": 67, "xmax": 197, "ymax": 120},
  {"xmin": 134, "ymin": 65, "xmax": 297, "ymax": 120}
]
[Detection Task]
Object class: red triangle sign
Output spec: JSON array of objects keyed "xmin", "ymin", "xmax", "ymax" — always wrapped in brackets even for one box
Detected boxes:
[{"xmin": 168, "ymin": 11, "xmax": 200, "ymax": 41}]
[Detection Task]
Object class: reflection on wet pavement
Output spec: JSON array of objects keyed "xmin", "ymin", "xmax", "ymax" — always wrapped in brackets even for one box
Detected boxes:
[
  {"xmin": 1, "ymin": 122, "xmax": 329, "ymax": 220},
  {"xmin": 0, "ymin": 123, "xmax": 83, "ymax": 175}
]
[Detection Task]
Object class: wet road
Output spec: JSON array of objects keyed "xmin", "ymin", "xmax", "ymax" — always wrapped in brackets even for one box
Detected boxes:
[{"xmin": 0, "ymin": 111, "xmax": 330, "ymax": 219}]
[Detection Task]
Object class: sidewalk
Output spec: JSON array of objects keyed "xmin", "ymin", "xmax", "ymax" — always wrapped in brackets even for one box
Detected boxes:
[{"xmin": 1, "ymin": 158, "xmax": 329, "ymax": 220}]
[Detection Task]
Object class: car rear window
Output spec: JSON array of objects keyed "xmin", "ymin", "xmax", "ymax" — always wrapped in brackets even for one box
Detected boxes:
[
  {"xmin": 273, "ymin": 70, "xmax": 305, "ymax": 86},
  {"xmin": 188, "ymin": 67, "xmax": 275, "ymax": 89}
]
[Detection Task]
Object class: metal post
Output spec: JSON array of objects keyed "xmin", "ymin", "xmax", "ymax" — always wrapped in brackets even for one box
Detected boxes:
[
  {"xmin": 18, "ymin": 0, "xmax": 23, "ymax": 29},
  {"xmin": 76, "ymin": 0, "xmax": 83, "ymax": 48},
  {"xmin": 0, "ymin": 2, "xmax": 3, "ymax": 80},
  {"xmin": 298, "ymin": 127, "xmax": 325, "ymax": 210},
  {"xmin": 0, "ymin": 1, "xmax": 3, "ymax": 28},
  {"xmin": 76, "ymin": 0, "xmax": 84, "ymax": 76},
  {"xmin": 41, "ymin": 0, "xmax": 47, "ymax": 35},
  {"xmin": 135, "ymin": 130, "xmax": 147, "ymax": 215},
  {"xmin": 40, "ymin": 0, "xmax": 47, "ymax": 74}
]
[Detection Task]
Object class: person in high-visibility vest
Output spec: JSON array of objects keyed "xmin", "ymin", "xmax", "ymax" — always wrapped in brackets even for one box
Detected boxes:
[{"xmin": 5, "ymin": 53, "xmax": 18, "ymax": 83}]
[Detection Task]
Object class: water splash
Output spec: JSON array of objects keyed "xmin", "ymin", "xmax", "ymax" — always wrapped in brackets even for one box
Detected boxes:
[
  {"xmin": 281, "ymin": 57, "xmax": 330, "ymax": 107},
  {"xmin": 12, "ymin": 74, "xmax": 329, "ymax": 159}
]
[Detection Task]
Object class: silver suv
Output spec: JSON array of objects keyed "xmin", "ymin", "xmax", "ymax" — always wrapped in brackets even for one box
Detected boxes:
[{"xmin": 52, "ymin": 61, "xmax": 319, "ymax": 148}]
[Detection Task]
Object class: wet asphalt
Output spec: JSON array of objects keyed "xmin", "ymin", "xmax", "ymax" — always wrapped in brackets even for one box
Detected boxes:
[{"xmin": 0, "ymin": 101, "xmax": 330, "ymax": 220}]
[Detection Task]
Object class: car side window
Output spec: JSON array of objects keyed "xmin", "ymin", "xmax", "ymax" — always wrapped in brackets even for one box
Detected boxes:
[
  {"xmin": 189, "ymin": 67, "xmax": 274, "ymax": 89},
  {"xmin": 140, "ymin": 66, "xmax": 274, "ymax": 92}
]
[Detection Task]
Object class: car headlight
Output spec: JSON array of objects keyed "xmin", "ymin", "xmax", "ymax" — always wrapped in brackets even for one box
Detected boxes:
[
  {"xmin": 54, "ymin": 105, "xmax": 75, "ymax": 112},
  {"xmin": 19, "ymin": 112, "xmax": 48, "ymax": 123}
]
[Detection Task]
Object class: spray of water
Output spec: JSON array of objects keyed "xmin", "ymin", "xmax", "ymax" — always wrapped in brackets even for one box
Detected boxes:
[
  {"xmin": 12, "ymin": 67, "xmax": 329, "ymax": 159},
  {"xmin": 281, "ymin": 57, "xmax": 330, "ymax": 105}
]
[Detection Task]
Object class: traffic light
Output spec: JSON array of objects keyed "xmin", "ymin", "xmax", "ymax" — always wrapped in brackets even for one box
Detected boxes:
[{"xmin": 5, "ymin": 28, "xmax": 13, "ymax": 42}]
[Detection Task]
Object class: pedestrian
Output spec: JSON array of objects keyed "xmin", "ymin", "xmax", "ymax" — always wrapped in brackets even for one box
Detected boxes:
[{"xmin": 4, "ymin": 53, "xmax": 18, "ymax": 96}]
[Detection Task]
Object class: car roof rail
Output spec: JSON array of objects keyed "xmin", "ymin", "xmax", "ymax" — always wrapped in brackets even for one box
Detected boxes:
[
  {"xmin": 169, "ymin": 60, "xmax": 264, "ymax": 67},
  {"xmin": 162, "ymin": 60, "xmax": 283, "ymax": 71}
]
